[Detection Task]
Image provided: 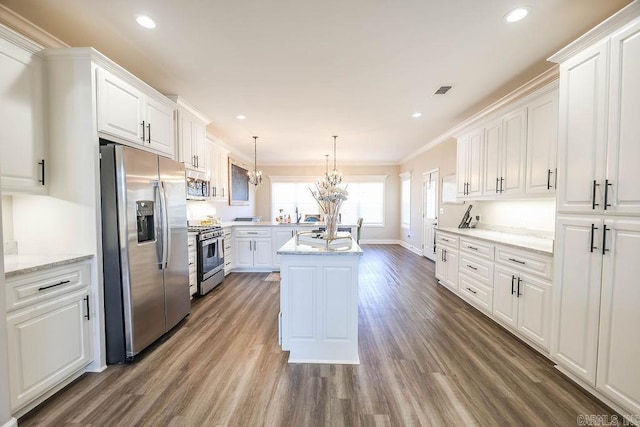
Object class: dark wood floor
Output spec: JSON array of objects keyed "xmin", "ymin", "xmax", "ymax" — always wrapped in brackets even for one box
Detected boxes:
[{"xmin": 20, "ymin": 244, "xmax": 617, "ymax": 426}]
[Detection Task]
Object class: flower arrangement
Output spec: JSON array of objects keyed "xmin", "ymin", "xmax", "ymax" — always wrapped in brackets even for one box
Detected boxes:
[{"xmin": 310, "ymin": 181, "xmax": 348, "ymax": 239}]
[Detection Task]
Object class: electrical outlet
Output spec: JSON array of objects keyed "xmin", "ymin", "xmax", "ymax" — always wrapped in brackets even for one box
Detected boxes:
[{"xmin": 439, "ymin": 207, "xmax": 445, "ymax": 215}]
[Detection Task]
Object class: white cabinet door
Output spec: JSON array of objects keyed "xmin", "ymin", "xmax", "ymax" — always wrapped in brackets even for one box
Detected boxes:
[
  {"xmin": 7, "ymin": 291, "xmax": 92, "ymax": 411},
  {"xmin": 483, "ymin": 120, "xmax": 502, "ymax": 195},
  {"xmin": 214, "ymin": 144, "xmax": 229, "ymax": 200},
  {"xmin": 597, "ymin": 218, "xmax": 640, "ymax": 414},
  {"xmin": 254, "ymin": 239, "xmax": 274, "ymax": 268},
  {"xmin": 605, "ymin": 20, "xmax": 640, "ymax": 216},
  {"xmin": 467, "ymin": 130, "xmax": 483, "ymax": 197},
  {"xmin": 178, "ymin": 112, "xmax": 194, "ymax": 167},
  {"xmin": 0, "ymin": 34, "xmax": 46, "ymax": 194},
  {"xmin": 145, "ymin": 96, "xmax": 175, "ymax": 157},
  {"xmin": 493, "ymin": 266, "xmax": 518, "ymax": 329},
  {"xmin": 556, "ymin": 41, "xmax": 608, "ymax": 214},
  {"xmin": 517, "ymin": 273, "xmax": 551, "ymax": 350},
  {"xmin": 456, "ymin": 135, "xmax": 470, "ymax": 197},
  {"xmin": 192, "ymin": 121, "xmax": 207, "ymax": 172},
  {"xmin": 526, "ymin": 89, "xmax": 559, "ymax": 194},
  {"xmin": 234, "ymin": 238, "xmax": 254, "ymax": 268},
  {"xmin": 552, "ymin": 216, "xmax": 603, "ymax": 385},
  {"xmin": 96, "ymin": 68, "xmax": 144, "ymax": 144},
  {"xmin": 444, "ymin": 249, "xmax": 459, "ymax": 292},
  {"xmin": 501, "ymin": 107, "xmax": 527, "ymax": 195},
  {"xmin": 435, "ymin": 248, "xmax": 446, "ymax": 282}
]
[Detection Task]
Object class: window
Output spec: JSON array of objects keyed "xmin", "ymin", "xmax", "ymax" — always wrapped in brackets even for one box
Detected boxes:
[
  {"xmin": 270, "ymin": 175, "xmax": 386, "ymax": 226},
  {"xmin": 400, "ymin": 171, "xmax": 411, "ymax": 230}
]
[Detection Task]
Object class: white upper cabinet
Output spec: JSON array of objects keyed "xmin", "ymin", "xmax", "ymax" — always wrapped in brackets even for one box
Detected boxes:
[
  {"xmin": 605, "ymin": 19, "xmax": 640, "ymax": 216},
  {"xmin": 526, "ymin": 88, "xmax": 559, "ymax": 194},
  {"xmin": 456, "ymin": 129, "xmax": 483, "ymax": 199},
  {"xmin": 556, "ymin": 41, "xmax": 609, "ymax": 214},
  {"xmin": 171, "ymin": 97, "xmax": 209, "ymax": 173},
  {"xmin": 207, "ymin": 138, "xmax": 229, "ymax": 200},
  {"xmin": 0, "ymin": 26, "xmax": 47, "ymax": 194},
  {"xmin": 482, "ymin": 108, "xmax": 527, "ymax": 196},
  {"xmin": 96, "ymin": 68, "xmax": 175, "ymax": 157}
]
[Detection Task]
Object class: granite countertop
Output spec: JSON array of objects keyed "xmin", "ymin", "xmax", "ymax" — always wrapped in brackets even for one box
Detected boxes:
[
  {"xmin": 436, "ymin": 227, "xmax": 554, "ymax": 255},
  {"xmin": 277, "ymin": 236, "xmax": 363, "ymax": 256},
  {"xmin": 4, "ymin": 253, "xmax": 94, "ymax": 278},
  {"xmin": 222, "ymin": 221, "xmax": 357, "ymax": 228}
]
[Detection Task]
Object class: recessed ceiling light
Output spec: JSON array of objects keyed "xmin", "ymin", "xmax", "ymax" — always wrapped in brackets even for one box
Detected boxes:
[
  {"xmin": 505, "ymin": 7, "xmax": 528, "ymax": 23},
  {"xmin": 136, "ymin": 15, "xmax": 156, "ymax": 29},
  {"xmin": 412, "ymin": 112, "xmax": 422, "ymax": 118},
  {"xmin": 236, "ymin": 114, "xmax": 246, "ymax": 120}
]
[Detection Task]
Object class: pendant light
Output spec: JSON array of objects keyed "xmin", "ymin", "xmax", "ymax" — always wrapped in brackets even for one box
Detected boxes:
[
  {"xmin": 248, "ymin": 136, "xmax": 263, "ymax": 188},
  {"xmin": 326, "ymin": 135, "xmax": 342, "ymax": 186}
]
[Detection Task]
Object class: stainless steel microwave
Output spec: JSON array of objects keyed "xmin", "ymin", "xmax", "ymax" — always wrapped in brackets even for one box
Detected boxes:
[{"xmin": 186, "ymin": 170, "xmax": 210, "ymax": 200}]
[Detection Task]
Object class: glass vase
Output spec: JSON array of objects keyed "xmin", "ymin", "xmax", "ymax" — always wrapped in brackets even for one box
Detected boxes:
[{"xmin": 324, "ymin": 204, "xmax": 338, "ymax": 239}]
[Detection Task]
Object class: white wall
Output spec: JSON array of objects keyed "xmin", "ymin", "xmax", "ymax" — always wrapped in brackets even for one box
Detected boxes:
[{"xmin": 400, "ymin": 138, "xmax": 469, "ymax": 252}]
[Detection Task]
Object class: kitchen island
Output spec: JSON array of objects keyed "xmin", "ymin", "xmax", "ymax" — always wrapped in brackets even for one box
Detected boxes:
[{"xmin": 277, "ymin": 235, "xmax": 363, "ymax": 364}]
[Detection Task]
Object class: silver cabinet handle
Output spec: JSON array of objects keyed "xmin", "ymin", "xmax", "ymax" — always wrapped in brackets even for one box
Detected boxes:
[
  {"xmin": 466, "ymin": 264, "xmax": 478, "ymax": 271},
  {"xmin": 38, "ymin": 280, "xmax": 70, "ymax": 291},
  {"xmin": 467, "ymin": 246, "xmax": 478, "ymax": 251},
  {"xmin": 466, "ymin": 287, "xmax": 477, "ymax": 295},
  {"xmin": 508, "ymin": 258, "xmax": 525, "ymax": 265}
]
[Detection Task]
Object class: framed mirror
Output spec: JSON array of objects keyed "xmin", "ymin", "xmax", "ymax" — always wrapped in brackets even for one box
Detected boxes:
[
  {"xmin": 228, "ymin": 158, "xmax": 250, "ymax": 206},
  {"xmin": 441, "ymin": 174, "xmax": 462, "ymax": 204}
]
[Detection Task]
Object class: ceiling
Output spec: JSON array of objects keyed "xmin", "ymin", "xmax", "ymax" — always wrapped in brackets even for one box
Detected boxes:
[{"xmin": 0, "ymin": 0, "xmax": 633, "ymax": 165}]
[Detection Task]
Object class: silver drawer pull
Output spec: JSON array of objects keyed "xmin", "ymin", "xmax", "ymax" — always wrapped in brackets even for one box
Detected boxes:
[
  {"xmin": 441, "ymin": 238, "xmax": 450, "ymax": 242},
  {"xmin": 466, "ymin": 264, "xmax": 478, "ymax": 271},
  {"xmin": 38, "ymin": 280, "xmax": 71, "ymax": 291},
  {"xmin": 466, "ymin": 287, "xmax": 477, "ymax": 295},
  {"xmin": 508, "ymin": 258, "xmax": 526, "ymax": 265},
  {"xmin": 247, "ymin": 232, "xmax": 258, "ymax": 234},
  {"xmin": 467, "ymin": 246, "xmax": 478, "ymax": 251}
]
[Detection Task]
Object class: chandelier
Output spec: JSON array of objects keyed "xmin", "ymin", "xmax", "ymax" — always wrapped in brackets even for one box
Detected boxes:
[
  {"xmin": 248, "ymin": 136, "xmax": 263, "ymax": 188},
  {"xmin": 322, "ymin": 135, "xmax": 342, "ymax": 187}
]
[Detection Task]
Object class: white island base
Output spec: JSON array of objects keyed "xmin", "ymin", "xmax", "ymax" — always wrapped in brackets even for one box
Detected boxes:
[{"xmin": 277, "ymin": 236, "xmax": 363, "ymax": 364}]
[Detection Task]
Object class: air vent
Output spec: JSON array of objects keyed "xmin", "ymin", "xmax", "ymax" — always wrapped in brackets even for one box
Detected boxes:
[{"xmin": 434, "ymin": 86, "xmax": 452, "ymax": 95}]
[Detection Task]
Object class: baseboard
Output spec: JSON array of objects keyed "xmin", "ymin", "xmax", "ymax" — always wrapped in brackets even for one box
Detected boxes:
[
  {"xmin": 2, "ymin": 417, "xmax": 17, "ymax": 427},
  {"xmin": 397, "ymin": 240, "xmax": 423, "ymax": 256}
]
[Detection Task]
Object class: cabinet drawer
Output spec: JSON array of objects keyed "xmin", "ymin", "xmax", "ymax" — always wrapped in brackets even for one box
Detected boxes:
[
  {"xmin": 459, "ymin": 274, "xmax": 493, "ymax": 314},
  {"xmin": 459, "ymin": 254, "xmax": 494, "ymax": 287},
  {"xmin": 6, "ymin": 263, "xmax": 90, "ymax": 312},
  {"xmin": 436, "ymin": 232, "xmax": 459, "ymax": 248},
  {"xmin": 235, "ymin": 228, "xmax": 271, "ymax": 237},
  {"xmin": 460, "ymin": 238, "xmax": 494, "ymax": 260},
  {"xmin": 495, "ymin": 246, "xmax": 552, "ymax": 280}
]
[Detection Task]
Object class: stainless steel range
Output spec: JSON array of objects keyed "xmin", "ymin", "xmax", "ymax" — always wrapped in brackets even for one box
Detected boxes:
[{"xmin": 188, "ymin": 225, "xmax": 225, "ymax": 295}]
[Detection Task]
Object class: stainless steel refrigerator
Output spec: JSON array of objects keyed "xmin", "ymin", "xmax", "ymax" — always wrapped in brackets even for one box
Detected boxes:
[{"xmin": 100, "ymin": 143, "xmax": 190, "ymax": 364}]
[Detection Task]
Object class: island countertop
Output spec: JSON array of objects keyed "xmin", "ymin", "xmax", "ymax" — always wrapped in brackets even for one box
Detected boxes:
[
  {"xmin": 277, "ymin": 236, "xmax": 363, "ymax": 256},
  {"xmin": 222, "ymin": 221, "xmax": 357, "ymax": 228}
]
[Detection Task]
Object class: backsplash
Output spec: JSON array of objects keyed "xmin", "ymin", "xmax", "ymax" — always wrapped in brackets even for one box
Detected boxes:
[{"xmin": 471, "ymin": 199, "xmax": 556, "ymax": 239}]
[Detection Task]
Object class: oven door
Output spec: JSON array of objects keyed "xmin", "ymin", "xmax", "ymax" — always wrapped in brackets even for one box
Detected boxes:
[{"xmin": 200, "ymin": 236, "xmax": 224, "ymax": 281}]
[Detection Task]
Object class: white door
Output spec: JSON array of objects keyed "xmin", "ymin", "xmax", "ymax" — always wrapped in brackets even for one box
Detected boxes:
[
  {"xmin": 517, "ymin": 273, "xmax": 551, "ymax": 350},
  {"xmin": 483, "ymin": 120, "xmax": 502, "ymax": 195},
  {"xmin": 493, "ymin": 266, "xmax": 518, "ymax": 329},
  {"xmin": 526, "ymin": 89, "xmax": 559, "ymax": 194},
  {"xmin": 435, "ymin": 248, "xmax": 446, "ymax": 281},
  {"xmin": 556, "ymin": 41, "xmax": 608, "ymax": 214},
  {"xmin": 422, "ymin": 170, "xmax": 438, "ymax": 260},
  {"xmin": 552, "ymin": 216, "xmax": 603, "ymax": 385},
  {"xmin": 605, "ymin": 20, "xmax": 640, "ymax": 216},
  {"xmin": 444, "ymin": 249, "xmax": 459, "ymax": 292},
  {"xmin": 96, "ymin": 68, "xmax": 144, "ymax": 144},
  {"xmin": 596, "ymin": 218, "xmax": 640, "ymax": 414},
  {"xmin": 273, "ymin": 228, "xmax": 295, "ymax": 268},
  {"xmin": 456, "ymin": 135, "xmax": 469, "ymax": 197},
  {"xmin": 192, "ymin": 121, "xmax": 207, "ymax": 172},
  {"xmin": 145, "ymin": 97, "xmax": 175, "ymax": 157},
  {"xmin": 467, "ymin": 130, "xmax": 484, "ymax": 197},
  {"xmin": 178, "ymin": 112, "xmax": 194, "ymax": 166}
]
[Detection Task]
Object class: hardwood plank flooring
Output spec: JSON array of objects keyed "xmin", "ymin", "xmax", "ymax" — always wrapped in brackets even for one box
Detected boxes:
[{"xmin": 19, "ymin": 244, "xmax": 619, "ymax": 426}]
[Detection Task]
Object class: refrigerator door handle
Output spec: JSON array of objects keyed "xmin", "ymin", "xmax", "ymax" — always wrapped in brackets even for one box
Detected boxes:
[
  {"xmin": 158, "ymin": 181, "xmax": 170, "ymax": 269},
  {"xmin": 161, "ymin": 181, "xmax": 171, "ymax": 269},
  {"xmin": 154, "ymin": 181, "xmax": 165, "ymax": 269}
]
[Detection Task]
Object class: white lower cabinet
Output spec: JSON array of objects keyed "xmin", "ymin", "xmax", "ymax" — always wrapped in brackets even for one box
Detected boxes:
[
  {"xmin": 223, "ymin": 227, "xmax": 233, "ymax": 275},
  {"xmin": 435, "ymin": 231, "xmax": 459, "ymax": 292},
  {"xmin": 188, "ymin": 234, "xmax": 197, "ymax": 297},
  {"xmin": 234, "ymin": 228, "xmax": 273, "ymax": 270},
  {"xmin": 494, "ymin": 266, "xmax": 551, "ymax": 350},
  {"xmin": 5, "ymin": 260, "xmax": 93, "ymax": 414}
]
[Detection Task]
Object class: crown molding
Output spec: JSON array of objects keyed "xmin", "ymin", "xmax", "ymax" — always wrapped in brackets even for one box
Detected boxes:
[
  {"xmin": 548, "ymin": 1, "xmax": 640, "ymax": 64},
  {"xmin": 399, "ymin": 65, "xmax": 559, "ymax": 165},
  {"xmin": 0, "ymin": 4, "xmax": 67, "ymax": 48},
  {"xmin": 167, "ymin": 96, "xmax": 211, "ymax": 125}
]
